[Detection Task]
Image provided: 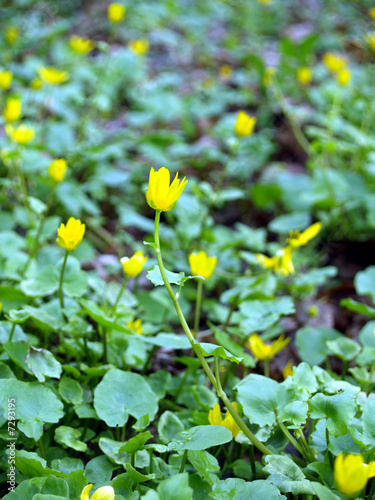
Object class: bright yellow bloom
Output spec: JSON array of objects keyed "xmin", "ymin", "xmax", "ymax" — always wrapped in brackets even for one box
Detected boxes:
[
  {"xmin": 287, "ymin": 222, "xmax": 322, "ymax": 248},
  {"xmin": 128, "ymin": 38, "xmax": 149, "ymax": 56},
  {"xmin": 0, "ymin": 70, "xmax": 13, "ymax": 90},
  {"xmin": 121, "ymin": 251, "xmax": 148, "ymax": 277},
  {"xmin": 5, "ymin": 124, "xmax": 35, "ymax": 145},
  {"xmin": 38, "ymin": 67, "xmax": 69, "ymax": 85},
  {"xmin": 208, "ymin": 403, "xmax": 242, "ymax": 438},
  {"xmin": 81, "ymin": 484, "xmax": 115, "ymax": 500},
  {"xmin": 219, "ymin": 65, "xmax": 233, "ymax": 79},
  {"xmin": 248, "ymin": 333, "xmax": 290, "ymax": 361},
  {"xmin": 297, "ymin": 67, "xmax": 312, "ymax": 85},
  {"xmin": 127, "ymin": 319, "xmax": 142, "ymax": 335},
  {"xmin": 337, "ymin": 68, "xmax": 351, "ymax": 86},
  {"xmin": 4, "ymin": 97, "xmax": 21, "ymax": 123},
  {"xmin": 323, "ymin": 53, "xmax": 346, "ymax": 73},
  {"xmin": 31, "ymin": 77, "xmax": 43, "ymax": 90},
  {"xmin": 256, "ymin": 253, "xmax": 279, "ymax": 271},
  {"xmin": 370, "ymin": 7, "xmax": 375, "ymax": 21},
  {"xmin": 334, "ymin": 454, "xmax": 370, "ymax": 497},
  {"xmin": 146, "ymin": 167, "xmax": 188, "ymax": 212},
  {"xmin": 263, "ymin": 66, "xmax": 276, "ymax": 86},
  {"xmin": 234, "ymin": 111, "xmax": 256, "ymax": 137},
  {"xmin": 49, "ymin": 159, "xmax": 68, "ymax": 183},
  {"xmin": 188, "ymin": 251, "xmax": 217, "ymax": 281},
  {"xmin": 5, "ymin": 27, "xmax": 19, "ymax": 45},
  {"xmin": 70, "ymin": 35, "xmax": 94, "ymax": 55},
  {"xmin": 57, "ymin": 218, "xmax": 85, "ymax": 252},
  {"xmin": 0, "ymin": 302, "xmax": 2, "ymax": 314},
  {"xmin": 366, "ymin": 32, "xmax": 375, "ymax": 52},
  {"xmin": 282, "ymin": 360, "xmax": 294, "ymax": 379},
  {"xmin": 278, "ymin": 246, "xmax": 295, "ymax": 276},
  {"xmin": 108, "ymin": 3, "xmax": 126, "ymax": 22}
]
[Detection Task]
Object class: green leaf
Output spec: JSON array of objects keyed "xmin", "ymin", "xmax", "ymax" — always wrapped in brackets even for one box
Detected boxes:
[
  {"xmin": 168, "ymin": 425, "xmax": 232, "ymax": 451},
  {"xmin": 55, "ymin": 426, "xmax": 87, "ymax": 452},
  {"xmin": 311, "ymin": 482, "xmax": 341, "ymax": 500},
  {"xmin": 158, "ymin": 411, "xmax": 185, "ymax": 444},
  {"xmin": 80, "ymin": 299, "xmax": 132, "ymax": 333},
  {"xmin": 21, "ymin": 266, "xmax": 59, "ymax": 297},
  {"xmin": 359, "ymin": 321, "xmax": 375, "ymax": 347},
  {"xmin": 235, "ymin": 374, "xmax": 292, "ymax": 427},
  {"xmin": 361, "ymin": 399, "xmax": 375, "ymax": 447},
  {"xmin": 58, "ymin": 376, "xmax": 84, "ymax": 405},
  {"xmin": 187, "ymin": 450, "xmax": 219, "ymax": 487},
  {"xmin": 295, "ymin": 327, "xmax": 342, "ymax": 365},
  {"xmin": 99, "ymin": 437, "xmax": 150, "ymax": 468},
  {"xmin": 309, "ymin": 391, "xmax": 357, "ymax": 437},
  {"xmin": 355, "ymin": 266, "xmax": 375, "ymax": 302},
  {"xmin": 26, "ymin": 347, "xmax": 62, "ymax": 383},
  {"xmin": 156, "ymin": 473, "xmax": 193, "ymax": 500},
  {"xmin": 146, "ymin": 264, "xmax": 201, "ymax": 287},
  {"xmin": 15, "ymin": 451, "xmax": 67, "ymax": 479},
  {"xmin": 326, "ymin": 337, "xmax": 361, "ymax": 361},
  {"xmin": 263, "ymin": 455, "xmax": 315, "ymax": 495},
  {"xmin": 341, "ymin": 298, "xmax": 375, "ymax": 318},
  {"xmin": 85, "ymin": 455, "xmax": 114, "ymax": 483},
  {"xmin": 268, "ymin": 212, "xmax": 311, "ymax": 234},
  {"xmin": 292, "ymin": 362, "xmax": 318, "ymax": 395},
  {"xmin": 211, "ymin": 478, "xmax": 285, "ymax": 499},
  {"xmin": 57, "ymin": 256, "xmax": 88, "ymax": 298},
  {"xmin": 279, "ymin": 401, "xmax": 308, "ymax": 428},
  {"xmin": 0, "ymin": 379, "xmax": 64, "ymax": 440},
  {"xmin": 94, "ymin": 369, "xmax": 158, "ymax": 427},
  {"xmin": 3, "ymin": 341, "xmax": 33, "ymax": 374},
  {"xmin": 119, "ymin": 431, "xmax": 152, "ymax": 453},
  {"xmin": 193, "ymin": 342, "xmax": 242, "ymax": 364},
  {"xmin": 141, "ymin": 333, "xmax": 191, "ymax": 349},
  {"xmin": 235, "ymin": 297, "xmax": 295, "ymax": 332}
]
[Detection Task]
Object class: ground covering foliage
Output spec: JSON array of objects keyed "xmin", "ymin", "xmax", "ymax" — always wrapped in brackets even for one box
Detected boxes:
[{"xmin": 2, "ymin": 0, "xmax": 375, "ymax": 498}]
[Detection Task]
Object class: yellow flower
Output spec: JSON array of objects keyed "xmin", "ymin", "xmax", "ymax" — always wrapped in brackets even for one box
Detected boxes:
[
  {"xmin": 263, "ymin": 66, "xmax": 276, "ymax": 86},
  {"xmin": 4, "ymin": 97, "xmax": 21, "ymax": 123},
  {"xmin": 70, "ymin": 35, "xmax": 94, "ymax": 54},
  {"xmin": 108, "ymin": 3, "xmax": 126, "ymax": 22},
  {"xmin": 337, "ymin": 68, "xmax": 351, "ymax": 86},
  {"xmin": 282, "ymin": 360, "xmax": 294, "ymax": 379},
  {"xmin": 188, "ymin": 251, "xmax": 217, "ymax": 281},
  {"xmin": 219, "ymin": 65, "xmax": 233, "ymax": 79},
  {"xmin": 128, "ymin": 38, "xmax": 149, "ymax": 56},
  {"xmin": 297, "ymin": 67, "xmax": 312, "ymax": 85},
  {"xmin": 121, "ymin": 251, "xmax": 148, "ymax": 277},
  {"xmin": 0, "ymin": 302, "xmax": 2, "ymax": 314},
  {"xmin": 278, "ymin": 246, "xmax": 295, "ymax": 276},
  {"xmin": 256, "ymin": 253, "xmax": 279, "ymax": 271},
  {"xmin": 287, "ymin": 222, "xmax": 322, "ymax": 248},
  {"xmin": 81, "ymin": 484, "xmax": 115, "ymax": 500},
  {"xmin": 366, "ymin": 32, "xmax": 375, "ymax": 52},
  {"xmin": 0, "ymin": 70, "xmax": 13, "ymax": 91},
  {"xmin": 5, "ymin": 124, "xmax": 35, "ymax": 145},
  {"xmin": 370, "ymin": 7, "xmax": 375, "ymax": 21},
  {"xmin": 38, "ymin": 67, "xmax": 69, "ymax": 85},
  {"xmin": 5, "ymin": 27, "xmax": 19, "ymax": 45},
  {"xmin": 127, "ymin": 319, "xmax": 142, "ymax": 335},
  {"xmin": 57, "ymin": 218, "xmax": 85, "ymax": 252},
  {"xmin": 49, "ymin": 159, "xmax": 68, "ymax": 183},
  {"xmin": 208, "ymin": 403, "xmax": 242, "ymax": 438},
  {"xmin": 234, "ymin": 111, "xmax": 256, "ymax": 137},
  {"xmin": 146, "ymin": 166, "xmax": 188, "ymax": 212},
  {"xmin": 334, "ymin": 454, "xmax": 370, "ymax": 497},
  {"xmin": 323, "ymin": 53, "xmax": 346, "ymax": 73},
  {"xmin": 31, "ymin": 77, "xmax": 43, "ymax": 90},
  {"xmin": 248, "ymin": 333, "xmax": 290, "ymax": 361}
]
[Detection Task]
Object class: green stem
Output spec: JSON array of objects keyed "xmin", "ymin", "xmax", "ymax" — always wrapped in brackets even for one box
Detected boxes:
[
  {"xmin": 194, "ymin": 279, "xmax": 203, "ymax": 335},
  {"xmin": 264, "ymin": 359, "xmax": 270, "ymax": 378},
  {"xmin": 179, "ymin": 449, "xmax": 188, "ymax": 473},
  {"xmin": 38, "ymin": 438, "xmax": 46, "ymax": 460},
  {"xmin": 152, "ymin": 210, "xmax": 273, "ymax": 456},
  {"xmin": 58, "ymin": 250, "xmax": 69, "ymax": 310},
  {"xmin": 366, "ymin": 360, "xmax": 375, "ymax": 396},
  {"xmin": 8, "ymin": 323, "xmax": 16, "ymax": 342},
  {"xmin": 112, "ymin": 277, "xmax": 128, "ymax": 315},
  {"xmin": 295, "ymin": 428, "xmax": 316, "ymax": 463},
  {"xmin": 276, "ymin": 416, "xmax": 305, "ymax": 457},
  {"xmin": 249, "ymin": 445, "xmax": 256, "ymax": 476},
  {"xmin": 99, "ymin": 324, "xmax": 107, "ymax": 364}
]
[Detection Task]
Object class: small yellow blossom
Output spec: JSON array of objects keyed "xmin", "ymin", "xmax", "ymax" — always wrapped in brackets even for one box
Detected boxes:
[
  {"xmin": 108, "ymin": 3, "xmax": 126, "ymax": 22},
  {"xmin": 256, "ymin": 253, "xmax": 279, "ymax": 271},
  {"xmin": 5, "ymin": 124, "xmax": 35, "ymax": 145},
  {"xmin": 70, "ymin": 35, "xmax": 94, "ymax": 54},
  {"xmin": 128, "ymin": 38, "xmax": 149, "ymax": 56},
  {"xmin": 337, "ymin": 68, "xmax": 351, "ymax": 86},
  {"xmin": 219, "ymin": 65, "xmax": 233, "ymax": 79},
  {"xmin": 4, "ymin": 97, "xmax": 21, "ymax": 123},
  {"xmin": 0, "ymin": 302, "xmax": 2, "ymax": 314},
  {"xmin": 31, "ymin": 77, "xmax": 43, "ymax": 90},
  {"xmin": 234, "ymin": 111, "xmax": 256, "ymax": 137},
  {"xmin": 121, "ymin": 251, "xmax": 148, "ymax": 277},
  {"xmin": 366, "ymin": 32, "xmax": 375, "ymax": 52},
  {"xmin": 370, "ymin": 7, "xmax": 375, "ymax": 21},
  {"xmin": 81, "ymin": 484, "xmax": 115, "ymax": 500},
  {"xmin": 323, "ymin": 53, "xmax": 346, "ymax": 73},
  {"xmin": 188, "ymin": 251, "xmax": 217, "ymax": 281},
  {"xmin": 263, "ymin": 66, "xmax": 276, "ymax": 86},
  {"xmin": 38, "ymin": 66, "xmax": 69, "ymax": 85},
  {"xmin": 278, "ymin": 246, "xmax": 295, "ymax": 276},
  {"xmin": 297, "ymin": 67, "xmax": 312, "ymax": 85},
  {"xmin": 146, "ymin": 167, "xmax": 188, "ymax": 212},
  {"xmin": 248, "ymin": 333, "xmax": 290, "ymax": 361},
  {"xmin": 49, "ymin": 159, "xmax": 68, "ymax": 183},
  {"xmin": 0, "ymin": 70, "xmax": 13, "ymax": 91},
  {"xmin": 282, "ymin": 360, "xmax": 294, "ymax": 379},
  {"xmin": 127, "ymin": 319, "xmax": 142, "ymax": 335},
  {"xmin": 208, "ymin": 403, "xmax": 242, "ymax": 438},
  {"xmin": 57, "ymin": 218, "xmax": 85, "ymax": 252},
  {"xmin": 287, "ymin": 222, "xmax": 322, "ymax": 248},
  {"xmin": 5, "ymin": 27, "xmax": 19, "ymax": 45},
  {"xmin": 334, "ymin": 454, "xmax": 371, "ymax": 497}
]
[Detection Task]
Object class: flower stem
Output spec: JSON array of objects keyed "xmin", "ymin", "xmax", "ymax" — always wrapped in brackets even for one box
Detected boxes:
[
  {"xmin": 194, "ymin": 279, "xmax": 203, "ymax": 335},
  {"xmin": 112, "ymin": 277, "xmax": 128, "ymax": 315},
  {"xmin": 264, "ymin": 359, "xmax": 270, "ymax": 378},
  {"xmin": 8, "ymin": 323, "xmax": 16, "ymax": 342},
  {"xmin": 152, "ymin": 211, "xmax": 273, "ymax": 456},
  {"xmin": 276, "ymin": 416, "xmax": 305, "ymax": 458},
  {"xmin": 179, "ymin": 449, "xmax": 188, "ymax": 473},
  {"xmin": 295, "ymin": 428, "xmax": 316, "ymax": 463},
  {"xmin": 58, "ymin": 250, "xmax": 69, "ymax": 310}
]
